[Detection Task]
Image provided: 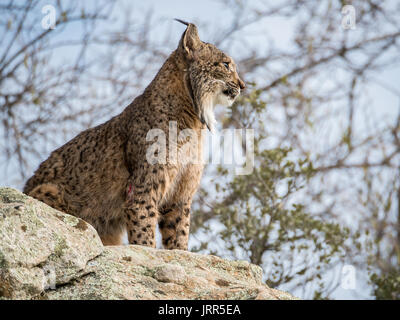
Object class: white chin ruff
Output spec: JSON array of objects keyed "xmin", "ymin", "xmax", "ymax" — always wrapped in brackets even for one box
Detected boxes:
[
  {"xmin": 201, "ymin": 92, "xmax": 236, "ymax": 133},
  {"xmin": 215, "ymin": 91, "xmax": 235, "ymax": 107},
  {"xmin": 202, "ymin": 98, "xmax": 217, "ymax": 133}
]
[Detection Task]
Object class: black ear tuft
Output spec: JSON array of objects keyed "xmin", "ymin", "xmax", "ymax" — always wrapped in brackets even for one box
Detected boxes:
[
  {"xmin": 176, "ymin": 19, "xmax": 201, "ymax": 58},
  {"xmin": 174, "ymin": 18, "xmax": 189, "ymax": 26}
]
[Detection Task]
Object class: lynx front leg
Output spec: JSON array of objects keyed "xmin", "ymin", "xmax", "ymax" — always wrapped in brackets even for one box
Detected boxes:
[
  {"xmin": 159, "ymin": 202, "xmax": 191, "ymax": 250},
  {"xmin": 124, "ymin": 186, "xmax": 158, "ymax": 248},
  {"xmin": 159, "ymin": 164, "xmax": 203, "ymax": 250},
  {"xmin": 124, "ymin": 162, "xmax": 177, "ymax": 248}
]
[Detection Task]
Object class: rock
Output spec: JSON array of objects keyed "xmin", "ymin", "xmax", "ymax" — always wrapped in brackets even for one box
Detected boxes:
[
  {"xmin": 154, "ymin": 263, "xmax": 186, "ymax": 284},
  {"xmin": 0, "ymin": 187, "xmax": 103, "ymax": 299},
  {"xmin": 0, "ymin": 187, "xmax": 297, "ymax": 300}
]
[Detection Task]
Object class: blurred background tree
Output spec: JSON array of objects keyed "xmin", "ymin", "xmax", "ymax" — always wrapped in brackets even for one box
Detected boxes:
[{"xmin": 1, "ymin": 0, "xmax": 399, "ymax": 299}]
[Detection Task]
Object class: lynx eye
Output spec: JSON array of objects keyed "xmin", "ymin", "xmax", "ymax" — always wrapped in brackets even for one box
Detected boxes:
[{"xmin": 222, "ymin": 62, "xmax": 230, "ymax": 70}]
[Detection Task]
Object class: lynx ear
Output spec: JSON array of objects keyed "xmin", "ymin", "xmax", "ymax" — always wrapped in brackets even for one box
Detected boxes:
[{"xmin": 176, "ymin": 19, "xmax": 201, "ymax": 58}]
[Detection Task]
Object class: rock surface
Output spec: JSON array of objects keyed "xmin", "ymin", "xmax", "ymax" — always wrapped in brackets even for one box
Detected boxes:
[{"xmin": 0, "ymin": 187, "xmax": 296, "ymax": 300}]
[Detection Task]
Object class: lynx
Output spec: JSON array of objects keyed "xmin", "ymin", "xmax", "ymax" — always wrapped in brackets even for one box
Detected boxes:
[{"xmin": 24, "ymin": 20, "xmax": 245, "ymax": 249}]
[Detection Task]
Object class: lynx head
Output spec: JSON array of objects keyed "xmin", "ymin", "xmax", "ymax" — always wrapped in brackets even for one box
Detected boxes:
[{"xmin": 176, "ymin": 19, "xmax": 245, "ymax": 132}]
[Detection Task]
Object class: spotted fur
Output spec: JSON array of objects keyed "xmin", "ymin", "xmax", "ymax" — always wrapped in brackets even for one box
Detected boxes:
[{"xmin": 23, "ymin": 21, "xmax": 245, "ymax": 249}]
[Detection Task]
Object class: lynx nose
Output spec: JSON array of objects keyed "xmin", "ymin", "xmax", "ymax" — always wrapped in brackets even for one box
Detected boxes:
[{"xmin": 238, "ymin": 78, "xmax": 245, "ymax": 90}]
